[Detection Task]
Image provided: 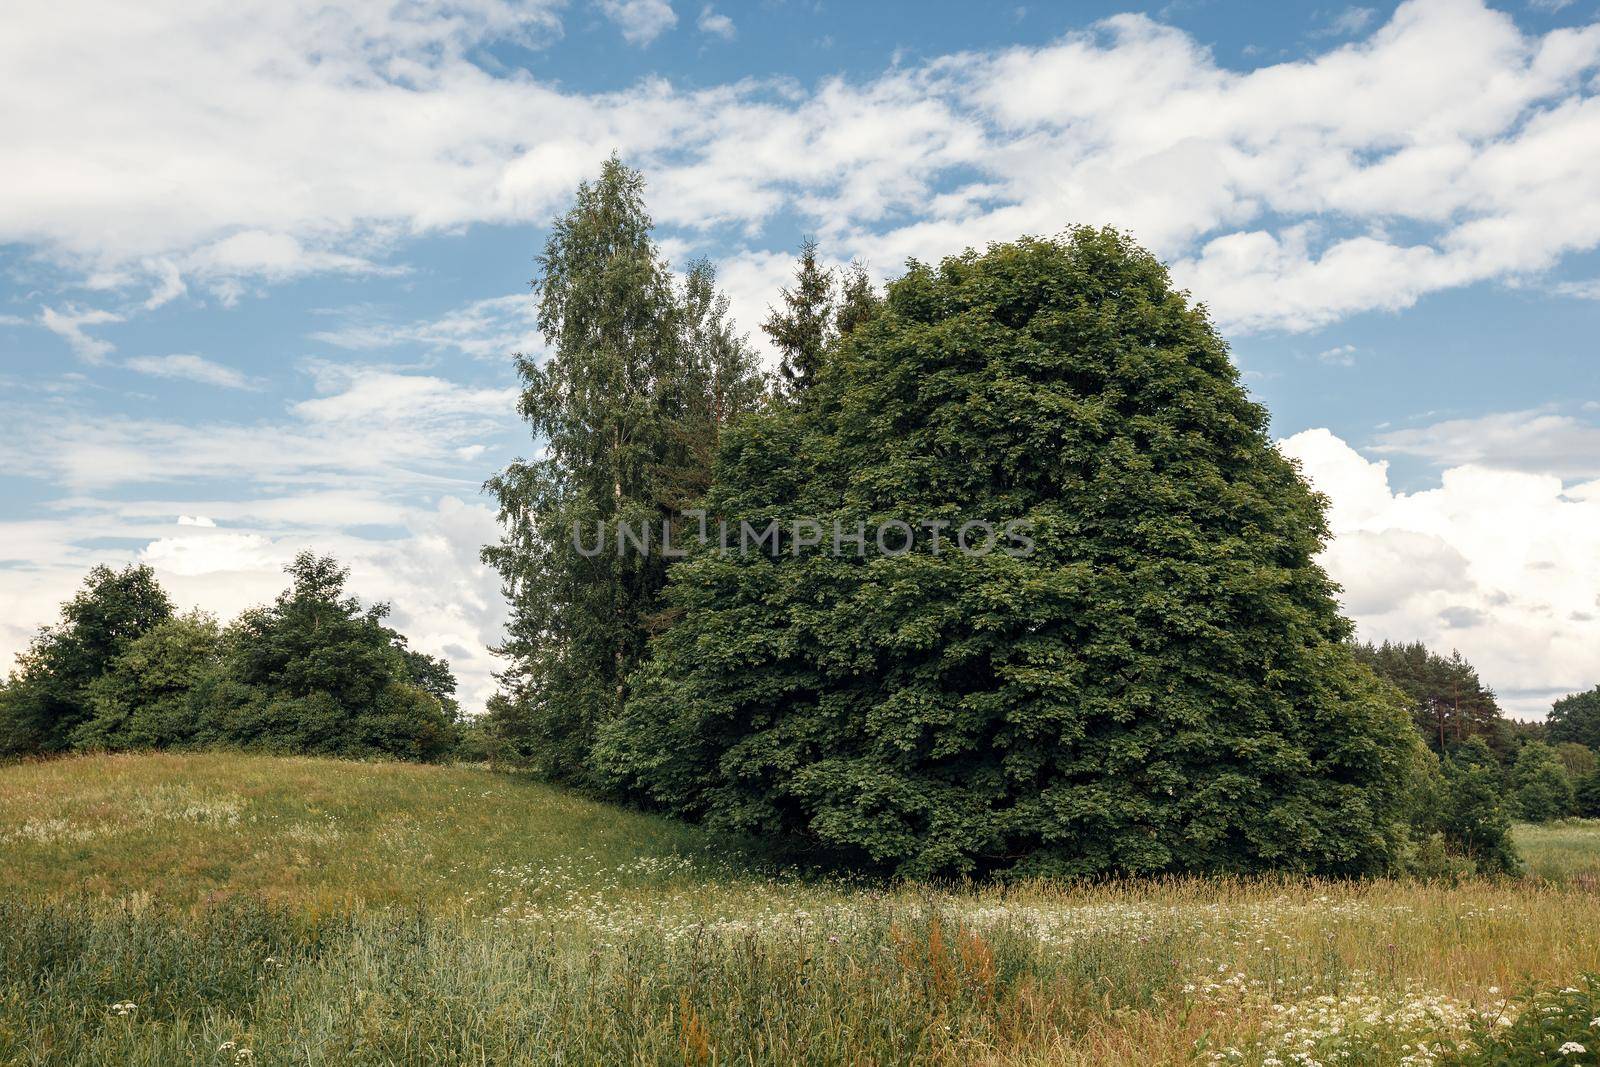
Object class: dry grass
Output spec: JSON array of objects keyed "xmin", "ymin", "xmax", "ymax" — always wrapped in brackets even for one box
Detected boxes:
[{"xmin": 4, "ymin": 753, "xmax": 1600, "ymax": 1065}]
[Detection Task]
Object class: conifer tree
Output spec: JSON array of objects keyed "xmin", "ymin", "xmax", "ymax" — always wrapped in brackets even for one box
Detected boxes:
[
  {"xmin": 763, "ymin": 238, "xmax": 834, "ymax": 398},
  {"xmin": 834, "ymin": 261, "xmax": 880, "ymax": 337}
]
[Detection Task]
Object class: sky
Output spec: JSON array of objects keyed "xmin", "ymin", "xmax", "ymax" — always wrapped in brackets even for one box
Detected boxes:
[{"xmin": 1, "ymin": 0, "xmax": 1598, "ymax": 718}]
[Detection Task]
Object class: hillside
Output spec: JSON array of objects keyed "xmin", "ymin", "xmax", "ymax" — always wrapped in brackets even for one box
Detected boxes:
[{"xmin": 7, "ymin": 754, "xmax": 1600, "ymax": 1065}]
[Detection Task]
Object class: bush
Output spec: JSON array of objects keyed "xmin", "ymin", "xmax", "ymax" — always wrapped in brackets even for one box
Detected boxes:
[
  {"xmin": 206, "ymin": 553, "xmax": 459, "ymax": 761},
  {"xmin": 1512, "ymin": 742, "xmax": 1576, "ymax": 823},
  {"xmin": 1436, "ymin": 740, "xmax": 1520, "ymax": 876},
  {"xmin": 598, "ymin": 229, "xmax": 1422, "ymax": 878}
]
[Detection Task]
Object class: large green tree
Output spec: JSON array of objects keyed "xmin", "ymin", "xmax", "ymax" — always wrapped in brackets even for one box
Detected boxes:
[
  {"xmin": 483, "ymin": 157, "xmax": 763, "ymax": 781},
  {"xmin": 0, "ymin": 563, "xmax": 172, "ymax": 755},
  {"xmin": 597, "ymin": 229, "xmax": 1421, "ymax": 878},
  {"xmin": 1547, "ymin": 686, "xmax": 1600, "ymax": 751}
]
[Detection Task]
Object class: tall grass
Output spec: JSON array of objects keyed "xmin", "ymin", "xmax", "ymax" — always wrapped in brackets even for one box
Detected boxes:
[{"xmin": 5, "ymin": 754, "xmax": 1600, "ymax": 1064}]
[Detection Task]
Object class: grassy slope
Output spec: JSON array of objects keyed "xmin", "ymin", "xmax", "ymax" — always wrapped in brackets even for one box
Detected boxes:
[
  {"xmin": 0, "ymin": 751, "xmax": 731, "ymax": 909},
  {"xmin": 6, "ymin": 753, "xmax": 1600, "ymax": 1065}
]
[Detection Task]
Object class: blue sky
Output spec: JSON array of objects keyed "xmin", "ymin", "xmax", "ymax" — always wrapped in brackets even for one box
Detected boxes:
[{"xmin": 2, "ymin": 0, "xmax": 1599, "ymax": 716}]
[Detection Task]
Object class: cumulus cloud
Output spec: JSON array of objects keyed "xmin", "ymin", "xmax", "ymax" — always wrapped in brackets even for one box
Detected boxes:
[
  {"xmin": 697, "ymin": 5, "xmax": 734, "ymax": 40},
  {"xmin": 599, "ymin": 0, "xmax": 677, "ymax": 45},
  {"xmin": 0, "ymin": 362, "xmax": 521, "ymax": 710},
  {"xmin": 1284, "ymin": 426, "xmax": 1600, "ymax": 718},
  {"xmin": 125, "ymin": 354, "xmax": 262, "ymax": 390},
  {"xmin": 5, "ymin": 0, "xmax": 1600, "ymax": 335}
]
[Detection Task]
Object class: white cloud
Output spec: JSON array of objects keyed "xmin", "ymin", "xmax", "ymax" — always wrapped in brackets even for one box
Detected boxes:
[
  {"xmin": 600, "ymin": 0, "xmax": 677, "ymax": 45},
  {"xmin": 1284, "ymin": 426, "xmax": 1600, "ymax": 718},
  {"xmin": 142, "ymin": 259, "xmax": 187, "ymax": 310},
  {"xmin": 5, "ymin": 0, "xmax": 1600, "ymax": 335},
  {"xmin": 697, "ymin": 5, "xmax": 734, "ymax": 40},
  {"xmin": 0, "ymin": 361, "xmax": 520, "ymax": 710},
  {"xmin": 1316, "ymin": 343, "xmax": 1358, "ymax": 367},
  {"xmin": 310, "ymin": 293, "xmax": 541, "ymax": 360},
  {"xmin": 1371, "ymin": 408, "xmax": 1600, "ymax": 480},
  {"xmin": 39, "ymin": 305, "xmax": 124, "ymax": 363},
  {"xmin": 1316, "ymin": 7, "xmax": 1378, "ymax": 37},
  {"xmin": 1554, "ymin": 278, "xmax": 1600, "ymax": 299},
  {"xmin": 125, "ymin": 354, "xmax": 262, "ymax": 390}
]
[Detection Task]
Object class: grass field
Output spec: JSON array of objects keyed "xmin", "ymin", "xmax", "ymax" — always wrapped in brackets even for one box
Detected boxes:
[{"xmin": 4, "ymin": 753, "xmax": 1600, "ymax": 1065}]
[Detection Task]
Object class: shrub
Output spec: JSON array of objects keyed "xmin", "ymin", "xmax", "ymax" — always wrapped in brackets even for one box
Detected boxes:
[
  {"xmin": 1437, "ymin": 741, "xmax": 1520, "ymax": 876},
  {"xmin": 72, "ymin": 612, "xmax": 223, "ymax": 751},
  {"xmin": 1512, "ymin": 742, "xmax": 1576, "ymax": 824}
]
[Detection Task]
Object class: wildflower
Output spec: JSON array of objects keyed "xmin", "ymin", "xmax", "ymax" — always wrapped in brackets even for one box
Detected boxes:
[{"xmin": 1560, "ymin": 1042, "xmax": 1586, "ymax": 1055}]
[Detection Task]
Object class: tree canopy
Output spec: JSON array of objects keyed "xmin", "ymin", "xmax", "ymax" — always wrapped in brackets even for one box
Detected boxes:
[
  {"xmin": 0, "ymin": 564, "xmax": 172, "ymax": 755},
  {"xmin": 1548, "ymin": 687, "xmax": 1600, "ymax": 751},
  {"xmin": 595, "ymin": 229, "xmax": 1421, "ymax": 878}
]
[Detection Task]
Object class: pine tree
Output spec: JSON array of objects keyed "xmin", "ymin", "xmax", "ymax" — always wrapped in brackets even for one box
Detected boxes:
[
  {"xmin": 1354, "ymin": 641, "xmax": 1507, "ymax": 755},
  {"xmin": 763, "ymin": 238, "xmax": 834, "ymax": 398}
]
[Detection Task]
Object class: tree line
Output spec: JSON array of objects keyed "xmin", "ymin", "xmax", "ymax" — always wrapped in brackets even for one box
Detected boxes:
[
  {"xmin": 1356, "ymin": 639, "xmax": 1600, "ymax": 828},
  {"xmin": 472, "ymin": 156, "xmax": 1577, "ymax": 878},
  {"xmin": 0, "ymin": 553, "xmax": 461, "ymax": 761}
]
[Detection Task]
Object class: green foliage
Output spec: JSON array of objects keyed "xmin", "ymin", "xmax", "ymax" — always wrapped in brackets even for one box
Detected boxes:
[
  {"xmin": 1433, "ymin": 739, "xmax": 1521, "ymax": 875},
  {"xmin": 0, "ymin": 564, "xmax": 172, "ymax": 755},
  {"xmin": 1555, "ymin": 741, "xmax": 1598, "ymax": 781},
  {"xmin": 598, "ymin": 229, "xmax": 1422, "ymax": 878},
  {"xmin": 1576, "ymin": 773, "xmax": 1600, "ymax": 819},
  {"xmin": 2, "ymin": 555, "xmax": 458, "ymax": 763},
  {"xmin": 1442, "ymin": 973, "xmax": 1600, "ymax": 1064},
  {"xmin": 483, "ymin": 156, "xmax": 764, "ymax": 782},
  {"xmin": 1353, "ymin": 641, "xmax": 1507, "ymax": 756},
  {"xmin": 1512, "ymin": 741, "xmax": 1577, "ymax": 824},
  {"xmin": 1549, "ymin": 686, "xmax": 1600, "ymax": 751},
  {"xmin": 204, "ymin": 553, "xmax": 458, "ymax": 760},
  {"xmin": 72, "ymin": 611, "xmax": 223, "ymax": 751},
  {"xmin": 763, "ymin": 237, "xmax": 836, "ymax": 397},
  {"xmin": 835, "ymin": 260, "xmax": 882, "ymax": 339}
]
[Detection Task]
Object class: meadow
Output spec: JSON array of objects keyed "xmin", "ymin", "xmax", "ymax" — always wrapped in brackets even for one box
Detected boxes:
[{"xmin": 4, "ymin": 753, "xmax": 1600, "ymax": 1065}]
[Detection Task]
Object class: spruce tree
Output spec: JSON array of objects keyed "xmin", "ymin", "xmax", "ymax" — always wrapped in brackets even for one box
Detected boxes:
[
  {"xmin": 834, "ymin": 261, "xmax": 880, "ymax": 338},
  {"xmin": 763, "ymin": 238, "xmax": 834, "ymax": 398},
  {"xmin": 598, "ymin": 228, "xmax": 1421, "ymax": 878}
]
